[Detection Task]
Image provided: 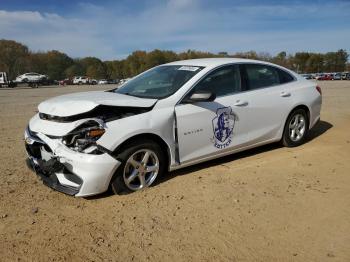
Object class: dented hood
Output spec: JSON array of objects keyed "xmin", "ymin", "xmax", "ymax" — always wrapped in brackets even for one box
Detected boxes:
[{"xmin": 38, "ymin": 91, "xmax": 157, "ymax": 117}]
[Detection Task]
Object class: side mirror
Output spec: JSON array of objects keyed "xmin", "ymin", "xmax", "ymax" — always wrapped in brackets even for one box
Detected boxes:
[{"xmin": 183, "ymin": 91, "xmax": 216, "ymax": 103}]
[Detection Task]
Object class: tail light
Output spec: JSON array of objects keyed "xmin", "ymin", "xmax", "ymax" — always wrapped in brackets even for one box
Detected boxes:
[{"xmin": 316, "ymin": 85, "xmax": 322, "ymax": 95}]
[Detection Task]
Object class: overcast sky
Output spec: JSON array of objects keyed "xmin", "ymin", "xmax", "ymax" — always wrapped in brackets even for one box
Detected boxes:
[{"xmin": 0, "ymin": 0, "xmax": 349, "ymax": 60}]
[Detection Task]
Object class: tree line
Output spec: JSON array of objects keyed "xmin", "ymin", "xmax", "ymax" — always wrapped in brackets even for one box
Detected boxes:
[{"xmin": 0, "ymin": 39, "xmax": 348, "ymax": 80}]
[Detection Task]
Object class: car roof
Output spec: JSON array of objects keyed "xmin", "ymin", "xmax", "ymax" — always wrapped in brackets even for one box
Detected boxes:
[{"xmin": 165, "ymin": 58, "xmax": 274, "ymax": 68}]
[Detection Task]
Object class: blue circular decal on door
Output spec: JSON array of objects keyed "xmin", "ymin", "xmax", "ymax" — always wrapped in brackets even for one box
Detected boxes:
[{"xmin": 212, "ymin": 106, "xmax": 236, "ymax": 149}]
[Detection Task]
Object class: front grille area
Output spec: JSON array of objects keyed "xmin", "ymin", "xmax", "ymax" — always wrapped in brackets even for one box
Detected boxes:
[
  {"xmin": 25, "ymin": 143, "xmax": 41, "ymax": 158},
  {"xmin": 25, "ymin": 127, "xmax": 82, "ymax": 196}
]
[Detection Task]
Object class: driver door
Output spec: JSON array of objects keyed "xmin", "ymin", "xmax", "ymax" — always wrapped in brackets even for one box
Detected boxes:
[{"xmin": 175, "ymin": 65, "xmax": 251, "ymax": 164}]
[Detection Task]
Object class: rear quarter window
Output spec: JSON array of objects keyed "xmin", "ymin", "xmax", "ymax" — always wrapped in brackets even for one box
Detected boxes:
[{"xmin": 278, "ymin": 68, "xmax": 295, "ymax": 84}]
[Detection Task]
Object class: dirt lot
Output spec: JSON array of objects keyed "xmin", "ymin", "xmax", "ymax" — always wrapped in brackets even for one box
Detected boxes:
[{"xmin": 0, "ymin": 81, "xmax": 349, "ymax": 261}]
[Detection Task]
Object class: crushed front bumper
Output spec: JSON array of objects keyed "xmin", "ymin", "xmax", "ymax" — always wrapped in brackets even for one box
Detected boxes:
[
  {"xmin": 26, "ymin": 157, "xmax": 81, "ymax": 195},
  {"xmin": 24, "ymin": 127, "xmax": 121, "ymax": 197}
]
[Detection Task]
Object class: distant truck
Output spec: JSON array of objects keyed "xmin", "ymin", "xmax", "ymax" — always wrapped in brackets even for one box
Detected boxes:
[{"xmin": 0, "ymin": 72, "xmax": 17, "ymax": 88}]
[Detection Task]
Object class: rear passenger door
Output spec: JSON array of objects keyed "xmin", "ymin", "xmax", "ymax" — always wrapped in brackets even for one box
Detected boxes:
[{"xmin": 239, "ymin": 63, "xmax": 296, "ymax": 144}]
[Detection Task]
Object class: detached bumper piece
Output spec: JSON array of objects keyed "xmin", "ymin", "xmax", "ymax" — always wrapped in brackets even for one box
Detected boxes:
[{"xmin": 26, "ymin": 156, "xmax": 82, "ymax": 196}]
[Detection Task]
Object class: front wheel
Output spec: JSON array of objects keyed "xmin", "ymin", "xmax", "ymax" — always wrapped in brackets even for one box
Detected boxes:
[
  {"xmin": 282, "ymin": 109, "xmax": 309, "ymax": 147},
  {"xmin": 110, "ymin": 140, "xmax": 166, "ymax": 195}
]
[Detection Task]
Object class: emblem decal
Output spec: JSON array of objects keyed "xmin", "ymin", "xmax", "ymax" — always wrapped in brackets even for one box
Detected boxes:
[{"xmin": 212, "ymin": 107, "xmax": 236, "ymax": 149}]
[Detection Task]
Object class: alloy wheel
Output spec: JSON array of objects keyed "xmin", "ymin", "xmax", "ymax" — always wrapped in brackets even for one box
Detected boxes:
[
  {"xmin": 289, "ymin": 113, "xmax": 306, "ymax": 142},
  {"xmin": 123, "ymin": 149, "xmax": 159, "ymax": 191}
]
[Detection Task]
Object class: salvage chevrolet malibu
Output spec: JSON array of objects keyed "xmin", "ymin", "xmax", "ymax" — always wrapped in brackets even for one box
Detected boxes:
[{"xmin": 25, "ymin": 58, "xmax": 322, "ymax": 197}]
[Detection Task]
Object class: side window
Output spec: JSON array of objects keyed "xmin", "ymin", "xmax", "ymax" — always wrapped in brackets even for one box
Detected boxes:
[
  {"xmin": 192, "ymin": 65, "xmax": 241, "ymax": 97},
  {"xmin": 278, "ymin": 68, "xmax": 295, "ymax": 84},
  {"xmin": 245, "ymin": 64, "xmax": 280, "ymax": 90}
]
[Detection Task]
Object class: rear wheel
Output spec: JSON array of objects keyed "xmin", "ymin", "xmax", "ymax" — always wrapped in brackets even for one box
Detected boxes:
[
  {"xmin": 282, "ymin": 109, "xmax": 309, "ymax": 147},
  {"xmin": 110, "ymin": 139, "xmax": 166, "ymax": 194}
]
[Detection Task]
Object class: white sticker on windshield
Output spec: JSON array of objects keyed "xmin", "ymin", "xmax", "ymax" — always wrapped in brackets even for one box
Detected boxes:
[{"xmin": 178, "ymin": 66, "xmax": 200, "ymax": 72}]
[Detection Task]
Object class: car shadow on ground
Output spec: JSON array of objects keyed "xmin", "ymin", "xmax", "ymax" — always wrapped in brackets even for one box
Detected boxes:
[
  {"xmin": 87, "ymin": 120, "xmax": 332, "ymax": 200},
  {"xmin": 306, "ymin": 120, "xmax": 333, "ymax": 142},
  {"xmin": 156, "ymin": 120, "xmax": 333, "ymax": 186}
]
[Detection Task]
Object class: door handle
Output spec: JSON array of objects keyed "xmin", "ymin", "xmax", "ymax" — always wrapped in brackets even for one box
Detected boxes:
[
  {"xmin": 233, "ymin": 100, "xmax": 248, "ymax": 106},
  {"xmin": 280, "ymin": 91, "xmax": 291, "ymax": 97}
]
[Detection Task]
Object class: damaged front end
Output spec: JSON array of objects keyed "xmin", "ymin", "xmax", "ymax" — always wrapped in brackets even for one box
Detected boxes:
[
  {"xmin": 25, "ymin": 104, "xmax": 153, "ymax": 197},
  {"xmin": 25, "ymin": 127, "xmax": 83, "ymax": 195}
]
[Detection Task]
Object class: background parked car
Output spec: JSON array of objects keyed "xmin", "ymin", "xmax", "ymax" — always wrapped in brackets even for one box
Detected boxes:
[
  {"xmin": 107, "ymin": 79, "xmax": 118, "ymax": 84},
  {"xmin": 59, "ymin": 78, "xmax": 73, "ymax": 86},
  {"xmin": 73, "ymin": 76, "xmax": 89, "ymax": 85},
  {"xmin": 315, "ymin": 74, "xmax": 324, "ymax": 80},
  {"xmin": 119, "ymin": 78, "xmax": 131, "ymax": 84},
  {"xmin": 15, "ymin": 72, "xmax": 47, "ymax": 83},
  {"xmin": 89, "ymin": 79, "xmax": 98, "ymax": 85},
  {"xmin": 98, "ymin": 79, "xmax": 108, "ymax": 85},
  {"xmin": 342, "ymin": 72, "xmax": 349, "ymax": 80},
  {"xmin": 316, "ymin": 74, "xmax": 332, "ymax": 80},
  {"xmin": 333, "ymin": 73, "xmax": 342, "ymax": 80},
  {"xmin": 301, "ymin": 74, "xmax": 312, "ymax": 80},
  {"xmin": 326, "ymin": 74, "xmax": 334, "ymax": 80}
]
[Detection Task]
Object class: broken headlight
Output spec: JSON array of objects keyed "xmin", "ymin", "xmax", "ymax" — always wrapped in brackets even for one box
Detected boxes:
[{"xmin": 62, "ymin": 120, "xmax": 106, "ymax": 153}]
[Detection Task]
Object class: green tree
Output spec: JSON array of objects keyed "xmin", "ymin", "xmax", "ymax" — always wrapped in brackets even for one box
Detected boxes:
[
  {"xmin": 272, "ymin": 51, "xmax": 288, "ymax": 67},
  {"xmin": 79, "ymin": 57, "xmax": 106, "ymax": 79},
  {"xmin": 233, "ymin": 51, "xmax": 258, "ymax": 59},
  {"xmin": 25, "ymin": 52, "xmax": 47, "ymax": 74},
  {"xmin": 306, "ymin": 53, "xmax": 324, "ymax": 73},
  {"xmin": 0, "ymin": 39, "xmax": 29, "ymax": 79},
  {"xmin": 65, "ymin": 63, "xmax": 84, "ymax": 78},
  {"xmin": 45, "ymin": 50, "xmax": 74, "ymax": 80},
  {"xmin": 293, "ymin": 52, "xmax": 310, "ymax": 73}
]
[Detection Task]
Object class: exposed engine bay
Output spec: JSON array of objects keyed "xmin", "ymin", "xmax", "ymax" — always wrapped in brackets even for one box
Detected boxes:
[
  {"xmin": 39, "ymin": 105, "xmax": 153, "ymax": 123},
  {"xmin": 38, "ymin": 105, "xmax": 154, "ymax": 153}
]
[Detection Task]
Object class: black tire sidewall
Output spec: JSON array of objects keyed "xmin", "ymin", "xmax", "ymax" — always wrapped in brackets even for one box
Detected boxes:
[
  {"xmin": 110, "ymin": 139, "xmax": 166, "ymax": 195},
  {"xmin": 282, "ymin": 109, "xmax": 309, "ymax": 147}
]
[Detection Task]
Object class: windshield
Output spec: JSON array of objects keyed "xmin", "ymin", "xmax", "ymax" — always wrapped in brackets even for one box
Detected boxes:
[{"xmin": 114, "ymin": 65, "xmax": 204, "ymax": 99}]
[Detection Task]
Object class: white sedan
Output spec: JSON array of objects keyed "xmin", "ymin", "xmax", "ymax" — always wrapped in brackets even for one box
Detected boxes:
[
  {"xmin": 98, "ymin": 79, "xmax": 108, "ymax": 85},
  {"xmin": 25, "ymin": 58, "xmax": 322, "ymax": 197},
  {"xmin": 16, "ymin": 72, "xmax": 47, "ymax": 83}
]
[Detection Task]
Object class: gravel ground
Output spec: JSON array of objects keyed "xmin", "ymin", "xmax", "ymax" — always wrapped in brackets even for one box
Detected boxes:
[{"xmin": 0, "ymin": 81, "xmax": 349, "ymax": 261}]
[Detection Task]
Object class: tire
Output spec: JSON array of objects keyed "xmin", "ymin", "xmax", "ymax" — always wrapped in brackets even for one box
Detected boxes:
[
  {"xmin": 110, "ymin": 139, "xmax": 166, "ymax": 195},
  {"xmin": 281, "ymin": 109, "xmax": 309, "ymax": 147},
  {"xmin": 23, "ymin": 78, "xmax": 28, "ymax": 83}
]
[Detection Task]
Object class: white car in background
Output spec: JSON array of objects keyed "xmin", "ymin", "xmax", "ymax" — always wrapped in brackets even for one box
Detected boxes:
[
  {"xmin": 119, "ymin": 78, "xmax": 131, "ymax": 84},
  {"xmin": 16, "ymin": 72, "xmax": 47, "ymax": 83},
  {"xmin": 73, "ymin": 76, "xmax": 89, "ymax": 85},
  {"xmin": 25, "ymin": 58, "xmax": 322, "ymax": 197},
  {"xmin": 98, "ymin": 79, "xmax": 108, "ymax": 85},
  {"xmin": 333, "ymin": 73, "xmax": 342, "ymax": 80}
]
